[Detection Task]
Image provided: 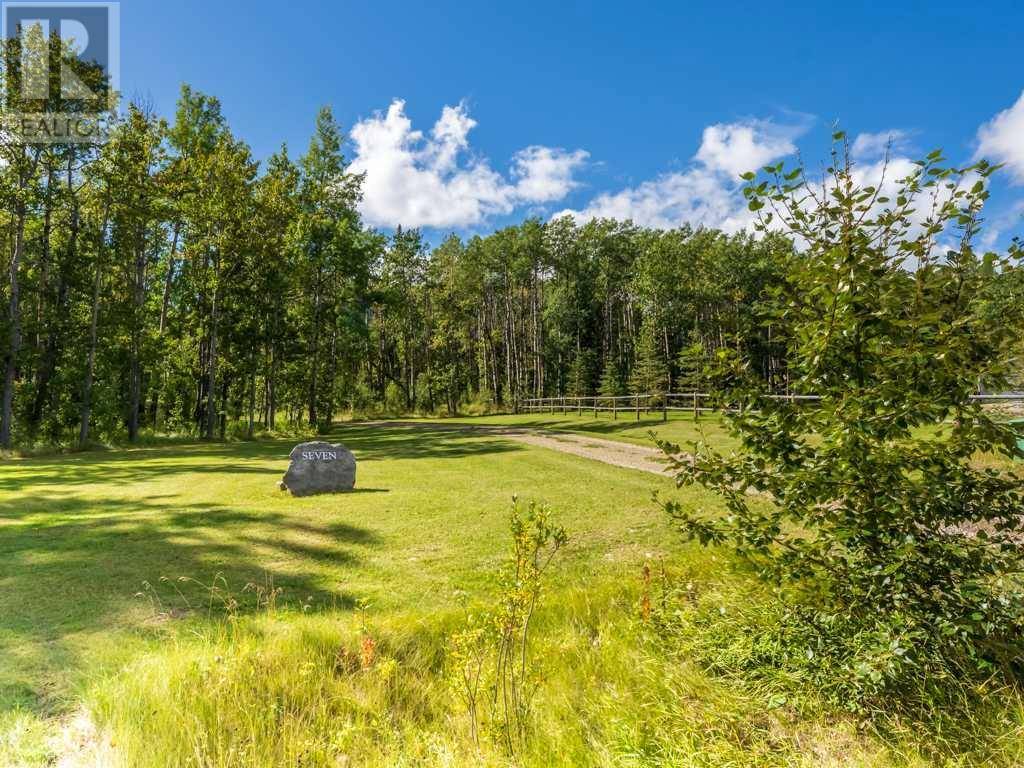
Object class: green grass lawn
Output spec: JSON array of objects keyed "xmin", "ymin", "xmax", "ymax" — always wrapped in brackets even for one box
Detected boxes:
[
  {"xmin": 1, "ymin": 420, "xmax": 1020, "ymax": 766},
  {"xmin": 1, "ymin": 422, "xmax": 699, "ymax": 763},
  {"xmin": 400, "ymin": 410, "xmax": 737, "ymax": 451},
  {"xmin": 0, "ymin": 422, "xmax": 689, "ymax": 695},
  {"xmin": 447, "ymin": 410, "xmax": 1021, "ymax": 472}
]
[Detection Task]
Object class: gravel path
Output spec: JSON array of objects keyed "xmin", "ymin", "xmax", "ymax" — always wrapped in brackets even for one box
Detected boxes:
[
  {"xmin": 362, "ymin": 421, "xmax": 671, "ymax": 476},
  {"xmin": 498, "ymin": 429, "xmax": 670, "ymax": 475}
]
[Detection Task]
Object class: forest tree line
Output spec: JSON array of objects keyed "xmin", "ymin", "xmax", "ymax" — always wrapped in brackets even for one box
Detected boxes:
[{"xmin": 2, "ymin": 85, "xmax": 1019, "ymax": 448}]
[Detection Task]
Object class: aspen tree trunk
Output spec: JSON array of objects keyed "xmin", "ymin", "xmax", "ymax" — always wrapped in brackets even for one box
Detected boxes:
[
  {"xmin": 79, "ymin": 210, "xmax": 109, "ymax": 447},
  {"xmin": 29, "ymin": 164, "xmax": 61, "ymax": 432},
  {"xmin": 79, "ymin": 264, "xmax": 103, "ymax": 447},
  {"xmin": 127, "ymin": 229, "xmax": 148, "ymax": 442},
  {"xmin": 308, "ymin": 269, "xmax": 322, "ymax": 427},
  {"xmin": 663, "ymin": 327, "xmax": 672, "ymax": 392},
  {"xmin": 325, "ymin": 325, "xmax": 338, "ymax": 424},
  {"xmin": 1, "ymin": 200, "xmax": 28, "ymax": 449},
  {"xmin": 33, "ymin": 166, "xmax": 55, "ymax": 363},
  {"xmin": 205, "ymin": 260, "xmax": 219, "ymax": 440},
  {"xmin": 218, "ymin": 379, "xmax": 227, "ymax": 439},
  {"xmin": 247, "ymin": 351, "xmax": 256, "ymax": 438},
  {"xmin": 266, "ymin": 341, "xmax": 277, "ymax": 429},
  {"xmin": 158, "ymin": 225, "xmax": 180, "ymax": 335},
  {"xmin": 151, "ymin": 222, "xmax": 181, "ymax": 428}
]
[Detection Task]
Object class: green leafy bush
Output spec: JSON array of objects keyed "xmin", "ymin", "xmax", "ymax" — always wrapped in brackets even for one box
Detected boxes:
[{"xmin": 659, "ymin": 137, "xmax": 1024, "ymax": 706}]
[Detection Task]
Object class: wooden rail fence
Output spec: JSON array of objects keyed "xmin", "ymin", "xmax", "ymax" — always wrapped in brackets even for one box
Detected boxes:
[
  {"xmin": 517, "ymin": 393, "xmax": 1024, "ymax": 421},
  {"xmin": 519, "ymin": 393, "xmax": 721, "ymax": 421}
]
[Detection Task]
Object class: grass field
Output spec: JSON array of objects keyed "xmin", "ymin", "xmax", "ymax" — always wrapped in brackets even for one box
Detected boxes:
[
  {"xmin": 1, "ymin": 419, "xmax": 1021, "ymax": 765},
  {"xmin": 450, "ymin": 410, "xmax": 1020, "ymax": 471},
  {"xmin": 430, "ymin": 411, "xmax": 736, "ymax": 449}
]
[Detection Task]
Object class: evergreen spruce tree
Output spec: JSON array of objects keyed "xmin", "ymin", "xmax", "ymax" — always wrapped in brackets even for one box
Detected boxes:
[
  {"xmin": 599, "ymin": 357, "xmax": 626, "ymax": 398},
  {"xmin": 676, "ymin": 333, "xmax": 707, "ymax": 392},
  {"xmin": 566, "ymin": 350, "xmax": 595, "ymax": 397},
  {"xmin": 629, "ymin": 316, "xmax": 669, "ymax": 397}
]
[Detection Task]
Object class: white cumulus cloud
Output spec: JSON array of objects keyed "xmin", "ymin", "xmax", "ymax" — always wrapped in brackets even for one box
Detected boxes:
[
  {"xmin": 851, "ymin": 129, "xmax": 912, "ymax": 161},
  {"xmin": 349, "ymin": 99, "xmax": 588, "ymax": 229},
  {"xmin": 511, "ymin": 146, "xmax": 589, "ymax": 203},
  {"xmin": 976, "ymin": 90, "xmax": 1024, "ymax": 183},
  {"xmin": 558, "ymin": 117, "xmax": 810, "ymax": 232},
  {"xmin": 694, "ymin": 119, "xmax": 802, "ymax": 178}
]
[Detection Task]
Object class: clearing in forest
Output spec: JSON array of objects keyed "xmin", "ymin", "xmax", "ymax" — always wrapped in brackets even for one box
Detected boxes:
[{"xmin": 0, "ymin": 418, "xmax": 1017, "ymax": 766}]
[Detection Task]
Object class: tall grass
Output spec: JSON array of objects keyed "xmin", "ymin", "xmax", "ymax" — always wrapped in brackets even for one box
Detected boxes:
[{"xmin": 87, "ymin": 576, "xmax": 941, "ymax": 768}]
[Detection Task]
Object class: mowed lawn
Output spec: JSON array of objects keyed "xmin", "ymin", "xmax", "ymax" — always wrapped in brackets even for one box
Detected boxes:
[
  {"xmin": 0, "ymin": 422, "xmax": 696, "ymax": 722},
  {"xmin": 455, "ymin": 411, "xmax": 1023, "ymax": 473},
  {"xmin": 436, "ymin": 411, "xmax": 737, "ymax": 449},
  {"xmin": 4, "ymin": 419, "xmax": 1020, "ymax": 767}
]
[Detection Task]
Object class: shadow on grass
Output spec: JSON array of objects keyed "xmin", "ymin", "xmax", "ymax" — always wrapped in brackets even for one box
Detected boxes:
[
  {"xmin": 379, "ymin": 416, "xmax": 702, "ymax": 446},
  {"xmin": 328, "ymin": 422, "xmax": 524, "ymax": 461},
  {"xmin": 0, "ymin": 420, "xmax": 528, "ymax": 714},
  {"xmin": 0, "ymin": 492, "xmax": 380, "ymax": 715},
  {"xmin": 0, "ymin": 422, "xmax": 523, "ymax": 491}
]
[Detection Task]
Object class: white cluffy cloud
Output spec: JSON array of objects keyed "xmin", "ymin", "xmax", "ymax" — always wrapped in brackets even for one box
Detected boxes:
[
  {"xmin": 851, "ymin": 129, "xmax": 912, "ymax": 161},
  {"xmin": 976, "ymin": 90, "xmax": 1024, "ymax": 183},
  {"xmin": 349, "ymin": 100, "xmax": 588, "ymax": 229},
  {"xmin": 557, "ymin": 117, "xmax": 810, "ymax": 232}
]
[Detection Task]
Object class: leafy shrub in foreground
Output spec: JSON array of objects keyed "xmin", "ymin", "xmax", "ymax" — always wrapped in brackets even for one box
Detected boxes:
[
  {"xmin": 448, "ymin": 498, "xmax": 567, "ymax": 759},
  {"xmin": 660, "ymin": 137, "xmax": 1024, "ymax": 706}
]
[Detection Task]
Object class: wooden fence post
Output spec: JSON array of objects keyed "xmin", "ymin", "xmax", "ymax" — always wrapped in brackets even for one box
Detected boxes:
[
  {"xmin": 663, "ymin": 396, "xmax": 668, "ymax": 422},
  {"xmin": 613, "ymin": 398, "xmax": 617, "ymax": 420},
  {"xmin": 693, "ymin": 392, "xmax": 698, "ymax": 421},
  {"xmin": 635, "ymin": 395, "xmax": 640, "ymax": 421},
  {"xmin": 593, "ymin": 397, "xmax": 597, "ymax": 418}
]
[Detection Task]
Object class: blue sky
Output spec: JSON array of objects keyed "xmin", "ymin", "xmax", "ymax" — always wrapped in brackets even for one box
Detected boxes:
[{"xmin": 117, "ymin": 0, "xmax": 1024, "ymax": 244}]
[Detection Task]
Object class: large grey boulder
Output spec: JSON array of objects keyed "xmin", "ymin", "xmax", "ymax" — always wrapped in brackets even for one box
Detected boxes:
[{"xmin": 280, "ymin": 441, "xmax": 356, "ymax": 497}]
